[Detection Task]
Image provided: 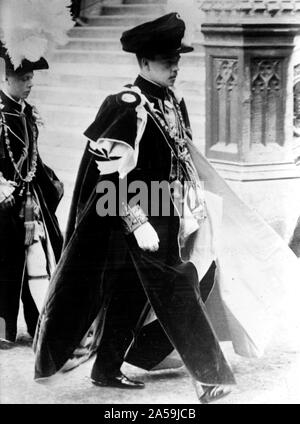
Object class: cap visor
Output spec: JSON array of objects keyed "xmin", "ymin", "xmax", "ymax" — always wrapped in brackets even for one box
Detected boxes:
[{"xmin": 179, "ymin": 43, "xmax": 194, "ymax": 53}]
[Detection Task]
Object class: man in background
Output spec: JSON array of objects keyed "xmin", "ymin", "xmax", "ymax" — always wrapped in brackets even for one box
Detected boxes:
[{"xmin": 0, "ymin": 47, "xmax": 64, "ymax": 346}]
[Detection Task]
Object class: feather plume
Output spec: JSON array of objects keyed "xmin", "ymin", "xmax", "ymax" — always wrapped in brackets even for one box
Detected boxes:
[{"xmin": 0, "ymin": 0, "xmax": 73, "ymax": 68}]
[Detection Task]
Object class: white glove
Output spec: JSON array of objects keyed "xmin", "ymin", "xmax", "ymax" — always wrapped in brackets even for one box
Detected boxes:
[
  {"xmin": 0, "ymin": 173, "xmax": 16, "ymax": 204},
  {"xmin": 0, "ymin": 182, "xmax": 15, "ymax": 210},
  {"xmin": 133, "ymin": 222, "xmax": 160, "ymax": 252}
]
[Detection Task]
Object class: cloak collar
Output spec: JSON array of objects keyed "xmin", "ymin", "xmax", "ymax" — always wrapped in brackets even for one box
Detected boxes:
[
  {"xmin": 0, "ymin": 90, "xmax": 23, "ymax": 113},
  {"xmin": 134, "ymin": 75, "xmax": 171, "ymax": 101},
  {"xmin": 0, "ymin": 90, "xmax": 32, "ymax": 116}
]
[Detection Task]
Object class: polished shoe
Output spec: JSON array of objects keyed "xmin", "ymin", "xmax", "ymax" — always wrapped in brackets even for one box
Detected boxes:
[
  {"xmin": 199, "ymin": 385, "xmax": 231, "ymax": 404},
  {"xmin": 91, "ymin": 373, "xmax": 145, "ymax": 389}
]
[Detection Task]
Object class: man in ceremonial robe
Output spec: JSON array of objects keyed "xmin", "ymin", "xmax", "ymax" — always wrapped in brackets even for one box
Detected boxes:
[
  {"xmin": 34, "ymin": 13, "xmax": 300, "ymax": 403},
  {"xmin": 34, "ymin": 13, "xmax": 236, "ymax": 403},
  {"xmin": 0, "ymin": 48, "xmax": 63, "ymax": 345}
]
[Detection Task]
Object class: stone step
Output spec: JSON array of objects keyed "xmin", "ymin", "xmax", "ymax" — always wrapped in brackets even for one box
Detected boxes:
[
  {"xmin": 31, "ymin": 85, "xmax": 205, "ymax": 111},
  {"xmin": 68, "ymin": 26, "xmax": 205, "ymax": 45},
  {"xmin": 34, "ymin": 70, "xmax": 205, "ymax": 93},
  {"xmin": 60, "ymin": 37, "xmax": 123, "ymax": 51},
  {"xmin": 34, "ymin": 71, "xmax": 132, "ymax": 91},
  {"xmin": 38, "ymin": 127, "xmax": 84, "ymax": 150},
  {"xmin": 60, "ymin": 37, "xmax": 204, "ymax": 53},
  {"xmin": 52, "ymin": 49, "xmax": 205, "ymax": 66},
  {"xmin": 37, "ymin": 104, "xmax": 96, "ymax": 131},
  {"xmin": 31, "ymin": 87, "xmax": 113, "ymax": 109},
  {"xmin": 37, "ymin": 62, "xmax": 205, "ymax": 81},
  {"xmin": 86, "ymin": 15, "xmax": 161, "ymax": 27},
  {"xmin": 101, "ymin": 4, "xmax": 166, "ymax": 16},
  {"xmin": 42, "ymin": 63, "xmax": 139, "ymax": 78},
  {"xmin": 37, "ymin": 102, "xmax": 205, "ymax": 132},
  {"xmin": 69, "ymin": 26, "xmax": 127, "ymax": 38},
  {"xmin": 52, "ymin": 49, "xmax": 139, "ymax": 65}
]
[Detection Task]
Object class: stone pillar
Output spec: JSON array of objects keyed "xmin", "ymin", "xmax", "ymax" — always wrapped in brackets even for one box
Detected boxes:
[{"xmin": 200, "ymin": 0, "xmax": 300, "ymax": 239}]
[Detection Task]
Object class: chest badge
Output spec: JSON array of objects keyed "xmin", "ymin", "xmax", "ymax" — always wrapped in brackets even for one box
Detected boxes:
[
  {"xmin": 121, "ymin": 93, "xmax": 137, "ymax": 103},
  {"xmin": 164, "ymin": 100, "xmax": 174, "ymax": 109}
]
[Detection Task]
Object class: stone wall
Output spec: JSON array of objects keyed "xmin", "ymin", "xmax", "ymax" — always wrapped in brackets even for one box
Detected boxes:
[{"xmin": 198, "ymin": 0, "xmax": 300, "ymax": 241}]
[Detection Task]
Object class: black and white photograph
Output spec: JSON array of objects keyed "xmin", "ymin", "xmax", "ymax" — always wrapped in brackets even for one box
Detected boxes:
[{"xmin": 1, "ymin": 0, "xmax": 300, "ymax": 406}]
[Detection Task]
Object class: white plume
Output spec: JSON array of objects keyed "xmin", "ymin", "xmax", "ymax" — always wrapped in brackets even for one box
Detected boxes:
[{"xmin": 0, "ymin": 0, "xmax": 73, "ymax": 68}]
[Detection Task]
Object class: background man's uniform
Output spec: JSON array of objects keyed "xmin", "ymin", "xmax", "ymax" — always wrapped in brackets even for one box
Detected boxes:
[{"xmin": 0, "ymin": 56, "xmax": 64, "ymax": 342}]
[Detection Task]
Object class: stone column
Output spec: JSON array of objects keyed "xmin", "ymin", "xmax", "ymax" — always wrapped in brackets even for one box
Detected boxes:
[{"xmin": 200, "ymin": 0, "xmax": 300, "ymax": 239}]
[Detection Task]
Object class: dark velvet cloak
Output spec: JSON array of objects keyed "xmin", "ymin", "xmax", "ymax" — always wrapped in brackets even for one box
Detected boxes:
[{"xmin": 33, "ymin": 77, "xmax": 235, "ymax": 385}]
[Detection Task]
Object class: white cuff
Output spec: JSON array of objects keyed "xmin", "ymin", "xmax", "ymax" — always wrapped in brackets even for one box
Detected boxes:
[{"xmin": 0, "ymin": 183, "xmax": 15, "ymax": 203}]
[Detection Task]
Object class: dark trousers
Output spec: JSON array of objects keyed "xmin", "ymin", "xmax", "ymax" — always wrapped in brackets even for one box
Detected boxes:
[
  {"xmin": 91, "ymin": 218, "xmax": 235, "ymax": 385},
  {"xmin": 0, "ymin": 275, "xmax": 39, "ymax": 342},
  {"xmin": 91, "ymin": 260, "xmax": 147, "ymax": 379},
  {"xmin": 125, "ymin": 262, "xmax": 217, "ymax": 370},
  {"xmin": 90, "ymin": 233, "xmax": 217, "ymax": 378}
]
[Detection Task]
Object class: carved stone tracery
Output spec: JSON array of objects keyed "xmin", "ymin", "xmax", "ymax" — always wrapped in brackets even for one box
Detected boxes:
[
  {"xmin": 251, "ymin": 59, "xmax": 281, "ymax": 92},
  {"xmin": 215, "ymin": 59, "xmax": 238, "ymax": 91},
  {"xmin": 250, "ymin": 58, "xmax": 283, "ymax": 145},
  {"xmin": 212, "ymin": 58, "xmax": 239, "ymax": 147}
]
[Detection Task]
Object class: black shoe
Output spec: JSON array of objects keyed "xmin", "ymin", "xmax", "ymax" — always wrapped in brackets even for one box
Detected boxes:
[{"xmin": 91, "ymin": 373, "xmax": 145, "ymax": 389}]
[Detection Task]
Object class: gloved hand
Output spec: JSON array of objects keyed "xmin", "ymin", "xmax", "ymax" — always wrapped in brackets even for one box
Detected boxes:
[
  {"xmin": 0, "ymin": 193, "xmax": 15, "ymax": 210},
  {"xmin": 0, "ymin": 173, "xmax": 16, "ymax": 210},
  {"xmin": 133, "ymin": 222, "xmax": 160, "ymax": 252}
]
